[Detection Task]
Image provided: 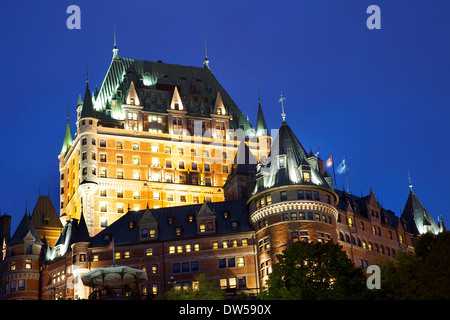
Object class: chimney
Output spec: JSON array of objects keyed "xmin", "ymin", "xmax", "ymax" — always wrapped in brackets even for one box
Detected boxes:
[{"xmin": 0, "ymin": 213, "xmax": 12, "ymax": 245}]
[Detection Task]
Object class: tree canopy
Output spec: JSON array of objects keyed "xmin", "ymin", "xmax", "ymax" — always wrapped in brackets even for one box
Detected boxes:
[
  {"xmin": 378, "ymin": 231, "xmax": 450, "ymax": 300},
  {"xmin": 261, "ymin": 241, "xmax": 370, "ymax": 300}
]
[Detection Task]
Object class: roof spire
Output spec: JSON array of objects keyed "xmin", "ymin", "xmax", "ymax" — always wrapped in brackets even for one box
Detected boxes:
[
  {"xmin": 203, "ymin": 38, "xmax": 210, "ymax": 70},
  {"xmin": 113, "ymin": 25, "xmax": 118, "ymax": 58},
  {"xmin": 279, "ymin": 92, "xmax": 286, "ymax": 122},
  {"xmin": 408, "ymin": 171, "xmax": 413, "ymax": 191}
]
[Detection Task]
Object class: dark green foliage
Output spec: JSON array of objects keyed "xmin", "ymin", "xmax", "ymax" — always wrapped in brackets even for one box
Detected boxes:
[
  {"xmin": 378, "ymin": 231, "xmax": 450, "ymax": 300},
  {"xmin": 261, "ymin": 241, "xmax": 369, "ymax": 300},
  {"xmin": 157, "ymin": 273, "xmax": 225, "ymax": 300}
]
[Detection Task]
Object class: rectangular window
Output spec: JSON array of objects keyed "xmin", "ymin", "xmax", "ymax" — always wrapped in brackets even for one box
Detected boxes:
[
  {"xmin": 280, "ymin": 191, "xmax": 287, "ymax": 202},
  {"xmin": 313, "ymin": 191, "xmax": 319, "ymax": 201}
]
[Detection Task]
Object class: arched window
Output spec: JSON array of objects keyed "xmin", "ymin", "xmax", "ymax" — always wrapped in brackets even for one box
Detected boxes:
[{"xmin": 339, "ymin": 232, "xmax": 345, "ymax": 241}]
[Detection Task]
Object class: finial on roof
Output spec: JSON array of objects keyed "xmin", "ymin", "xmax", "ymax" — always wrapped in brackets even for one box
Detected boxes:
[
  {"xmin": 203, "ymin": 38, "xmax": 210, "ymax": 70},
  {"xmin": 258, "ymin": 87, "xmax": 261, "ymax": 104},
  {"xmin": 279, "ymin": 92, "xmax": 286, "ymax": 122},
  {"xmin": 408, "ymin": 171, "xmax": 413, "ymax": 190},
  {"xmin": 113, "ymin": 25, "xmax": 118, "ymax": 58}
]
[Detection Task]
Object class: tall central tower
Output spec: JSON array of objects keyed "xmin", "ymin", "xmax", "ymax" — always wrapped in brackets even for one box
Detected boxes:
[{"xmin": 58, "ymin": 41, "xmax": 269, "ymax": 236}]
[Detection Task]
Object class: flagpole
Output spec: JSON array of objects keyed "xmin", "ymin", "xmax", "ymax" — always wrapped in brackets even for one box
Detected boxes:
[
  {"xmin": 344, "ymin": 156, "xmax": 349, "ymax": 194},
  {"xmin": 112, "ymin": 236, "xmax": 115, "ymax": 266},
  {"xmin": 331, "ymin": 152, "xmax": 337, "ymax": 190}
]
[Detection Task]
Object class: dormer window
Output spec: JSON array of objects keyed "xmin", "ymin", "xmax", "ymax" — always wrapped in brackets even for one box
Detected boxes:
[
  {"xmin": 278, "ymin": 156, "xmax": 286, "ymax": 168},
  {"xmin": 300, "ymin": 165, "xmax": 311, "ymax": 182}
]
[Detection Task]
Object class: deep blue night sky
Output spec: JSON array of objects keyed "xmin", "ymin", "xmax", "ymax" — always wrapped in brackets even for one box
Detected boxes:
[{"xmin": 1, "ymin": 0, "xmax": 449, "ymax": 232}]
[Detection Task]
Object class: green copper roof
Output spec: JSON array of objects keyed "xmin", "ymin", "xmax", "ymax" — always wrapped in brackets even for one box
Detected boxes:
[
  {"xmin": 80, "ymin": 81, "xmax": 95, "ymax": 118},
  {"xmin": 60, "ymin": 117, "xmax": 74, "ymax": 154},
  {"xmin": 255, "ymin": 102, "xmax": 268, "ymax": 137},
  {"xmin": 253, "ymin": 120, "xmax": 330, "ymax": 194},
  {"xmin": 401, "ymin": 189, "xmax": 440, "ymax": 235},
  {"xmin": 92, "ymin": 54, "xmax": 253, "ymax": 132}
]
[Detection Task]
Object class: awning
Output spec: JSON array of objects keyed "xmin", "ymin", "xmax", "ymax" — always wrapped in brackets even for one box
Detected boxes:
[{"xmin": 81, "ymin": 266, "xmax": 147, "ymax": 289}]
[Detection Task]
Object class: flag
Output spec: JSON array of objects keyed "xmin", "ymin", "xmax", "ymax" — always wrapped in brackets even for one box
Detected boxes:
[
  {"xmin": 325, "ymin": 155, "xmax": 333, "ymax": 168},
  {"xmin": 314, "ymin": 149, "xmax": 320, "ymax": 158},
  {"xmin": 337, "ymin": 158, "xmax": 347, "ymax": 174}
]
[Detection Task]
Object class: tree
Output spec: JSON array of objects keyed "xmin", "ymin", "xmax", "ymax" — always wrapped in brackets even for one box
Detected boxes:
[
  {"xmin": 260, "ymin": 241, "xmax": 369, "ymax": 300},
  {"xmin": 157, "ymin": 273, "xmax": 225, "ymax": 300},
  {"xmin": 378, "ymin": 231, "xmax": 450, "ymax": 299}
]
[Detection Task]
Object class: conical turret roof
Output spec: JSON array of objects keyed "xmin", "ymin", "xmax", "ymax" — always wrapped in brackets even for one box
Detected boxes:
[
  {"xmin": 253, "ymin": 120, "xmax": 330, "ymax": 194},
  {"xmin": 80, "ymin": 80, "xmax": 95, "ymax": 118},
  {"xmin": 60, "ymin": 117, "xmax": 74, "ymax": 154},
  {"xmin": 401, "ymin": 188, "xmax": 440, "ymax": 235}
]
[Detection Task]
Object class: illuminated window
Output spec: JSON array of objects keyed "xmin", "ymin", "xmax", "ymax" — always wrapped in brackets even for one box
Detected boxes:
[
  {"xmin": 149, "ymin": 228, "xmax": 156, "ymax": 238},
  {"xmin": 116, "ymin": 141, "xmax": 123, "ymax": 149},
  {"xmin": 241, "ymin": 238, "xmax": 248, "ymax": 246},
  {"xmin": 123, "ymin": 251, "xmax": 130, "ymax": 259},
  {"xmin": 132, "ymin": 156, "xmax": 140, "ymax": 165},
  {"xmin": 237, "ymin": 257, "xmax": 245, "ymax": 267},
  {"xmin": 165, "ymin": 146, "xmax": 171, "ymax": 154},
  {"xmin": 132, "ymin": 143, "xmax": 139, "ymax": 151},
  {"xmin": 151, "ymin": 145, "xmax": 158, "ymax": 153},
  {"xmin": 211, "ymin": 241, "xmax": 219, "ymax": 249},
  {"xmin": 25, "ymin": 259, "xmax": 32, "ymax": 269},
  {"xmin": 303, "ymin": 171, "xmax": 311, "ymax": 182},
  {"xmin": 133, "ymin": 191, "xmax": 140, "ymax": 199},
  {"xmin": 169, "ymin": 246, "xmax": 175, "ymax": 254},
  {"xmin": 117, "ymin": 170, "xmax": 123, "ymax": 179},
  {"xmin": 115, "ymin": 252, "xmax": 121, "ymax": 260},
  {"xmin": 153, "ymin": 192, "xmax": 160, "ymax": 200},
  {"xmin": 348, "ymin": 217, "xmax": 353, "ymax": 227},
  {"xmin": 259, "ymin": 237, "xmax": 270, "ymax": 253},
  {"xmin": 194, "ymin": 243, "xmax": 200, "ymax": 251},
  {"xmin": 100, "ymin": 202, "xmax": 107, "ymax": 213}
]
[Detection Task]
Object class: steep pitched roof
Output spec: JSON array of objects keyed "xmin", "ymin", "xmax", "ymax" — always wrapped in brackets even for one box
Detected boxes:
[
  {"xmin": 401, "ymin": 189, "xmax": 440, "ymax": 235},
  {"xmin": 255, "ymin": 102, "xmax": 268, "ymax": 137},
  {"xmin": 47, "ymin": 214, "xmax": 90, "ymax": 261},
  {"xmin": 30, "ymin": 195, "xmax": 63, "ymax": 229},
  {"xmin": 90, "ymin": 200, "xmax": 252, "ymax": 247},
  {"xmin": 9, "ymin": 212, "xmax": 42, "ymax": 245},
  {"xmin": 92, "ymin": 55, "xmax": 253, "ymax": 132},
  {"xmin": 60, "ymin": 117, "xmax": 74, "ymax": 154},
  {"xmin": 253, "ymin": 120, "xmax": 330, "ymax": 194},
  {"xmin": 80, "ymin": 81, "xmax": 95, "ymax": 118}
]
